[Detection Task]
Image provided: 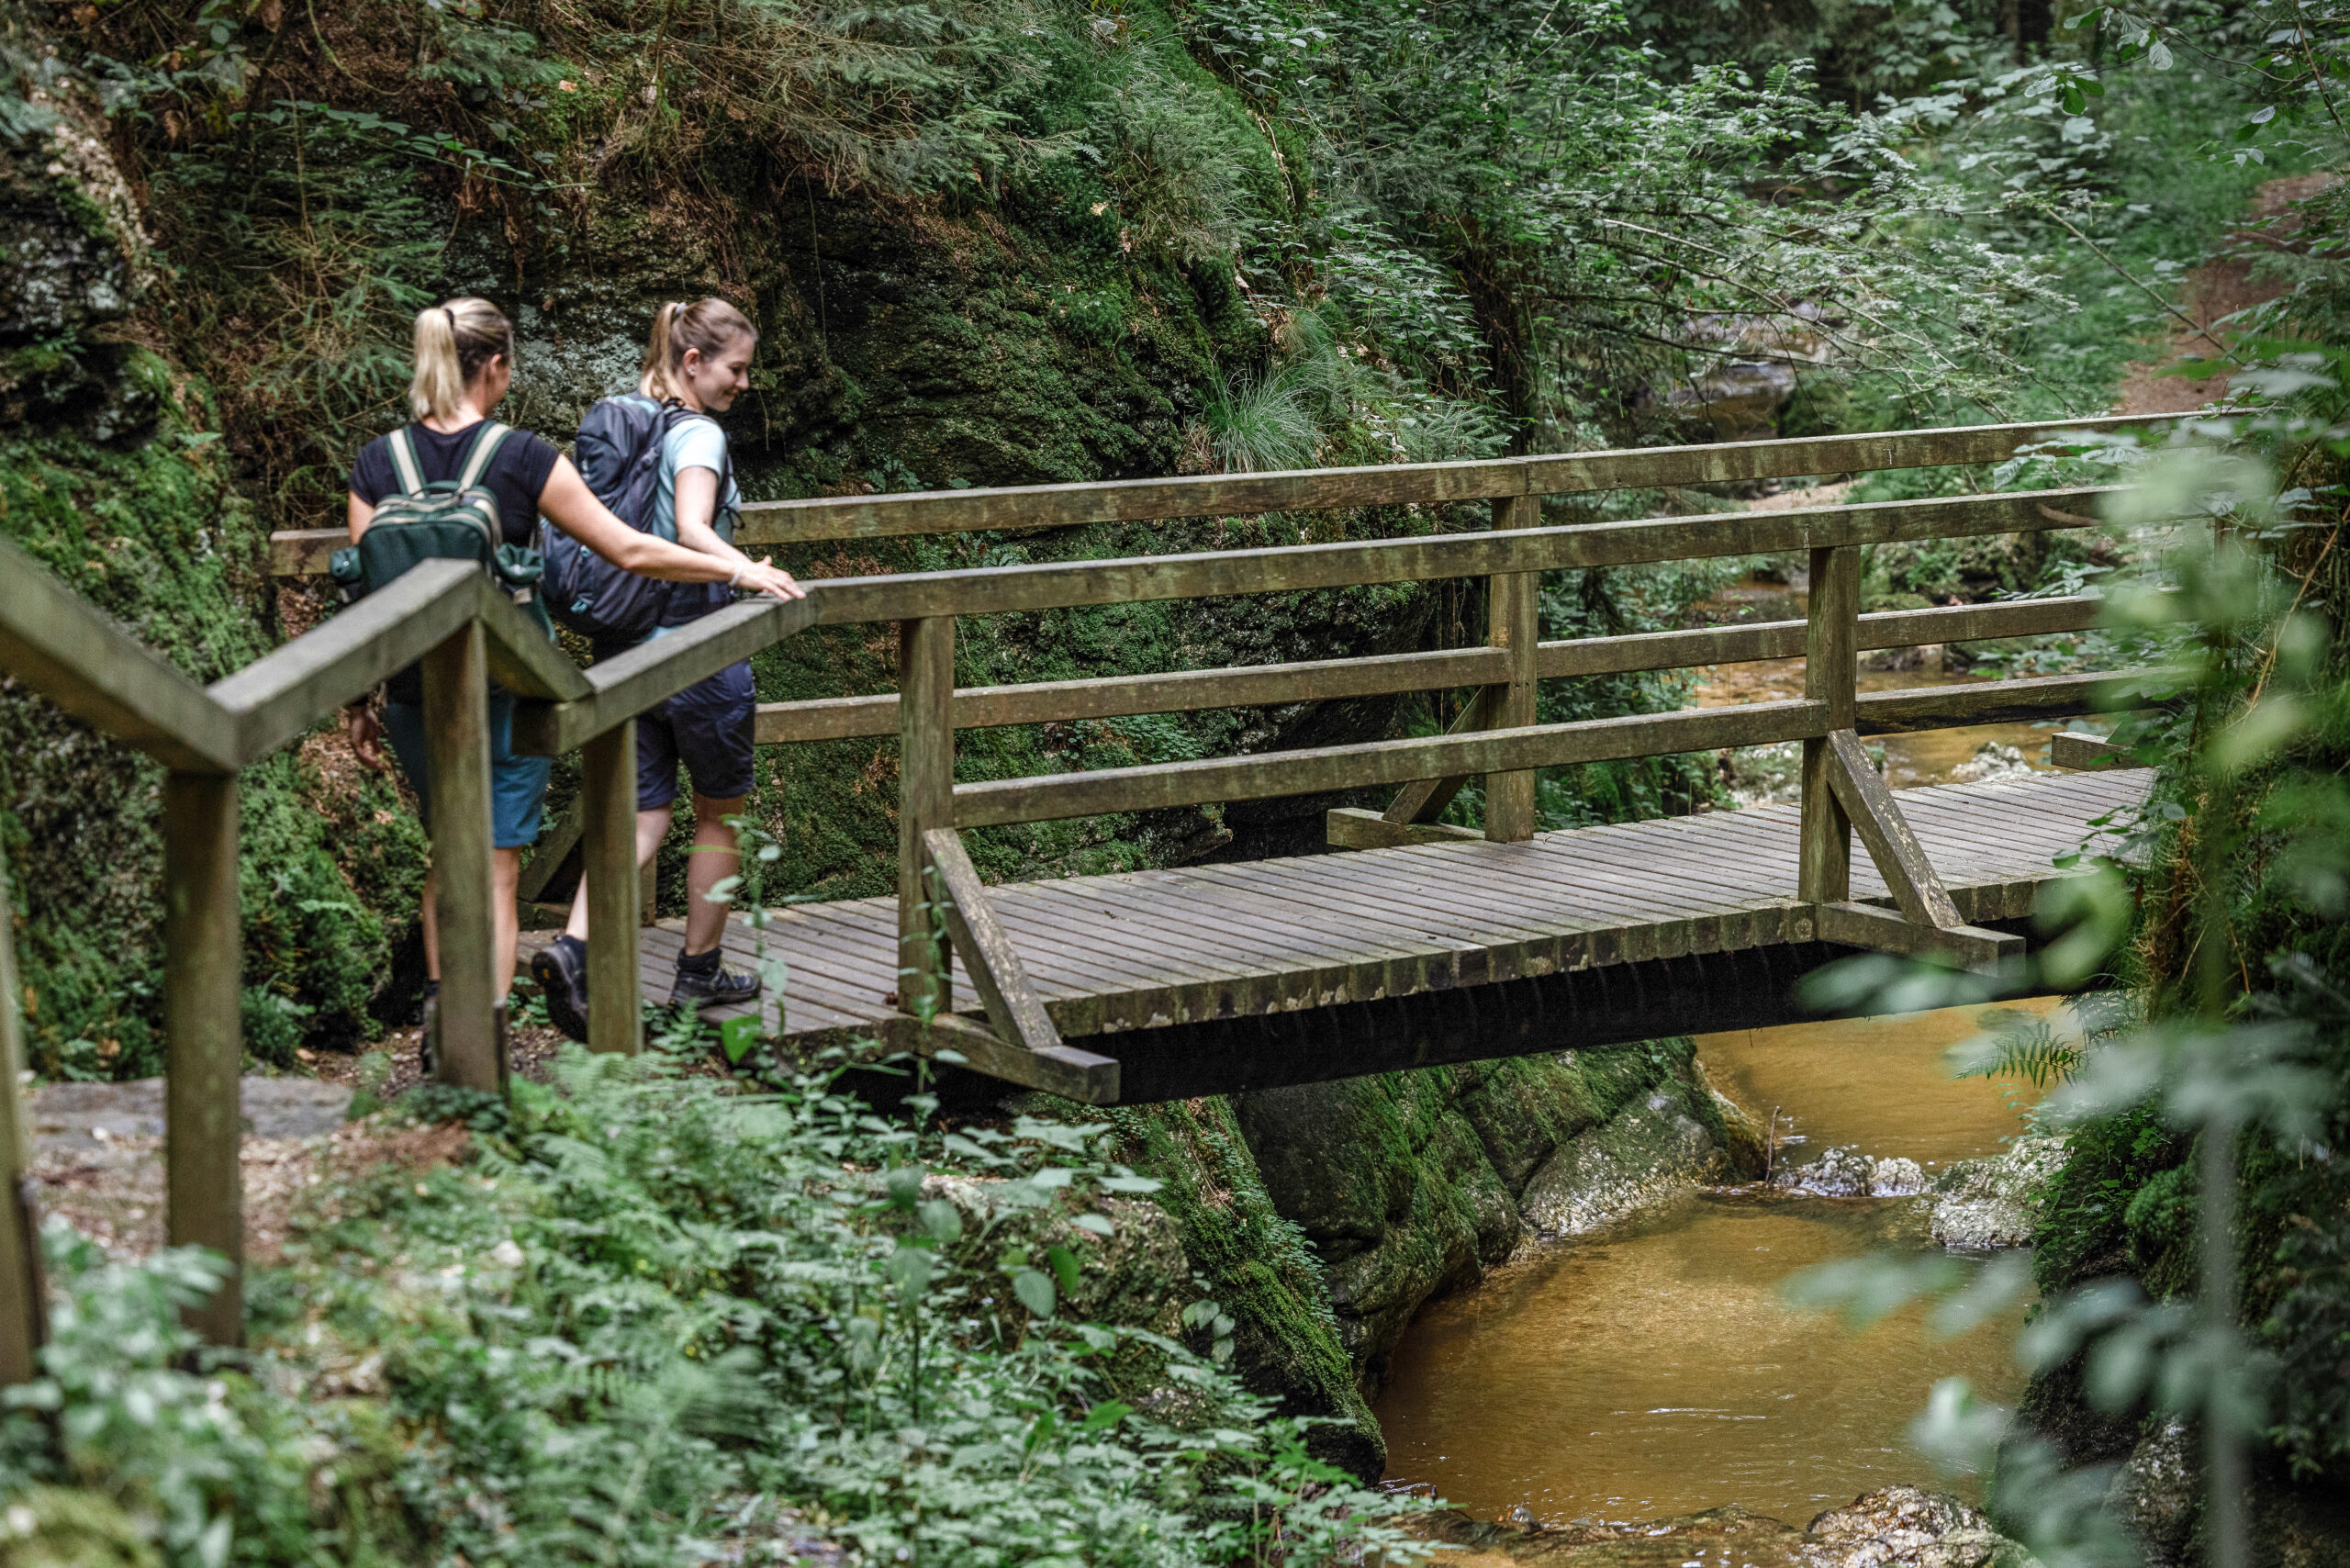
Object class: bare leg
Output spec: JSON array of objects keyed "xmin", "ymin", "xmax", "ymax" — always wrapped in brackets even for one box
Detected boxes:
[
  {"xmin": 683, "ymin": 792, "xmax": 745, "ymax": 956},
  {"xmin": 493, "ymin": 846, "xmax": 522, "ymax": 1004},
  {"xmin": 565, "ymin": 804, "xmax": 674, "ymax": 941}
]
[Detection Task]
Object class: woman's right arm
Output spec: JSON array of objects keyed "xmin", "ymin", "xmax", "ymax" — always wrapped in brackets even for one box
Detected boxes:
[{"xmin": 539, "ymin": 457, "xmax": 802, "ymax": 599}]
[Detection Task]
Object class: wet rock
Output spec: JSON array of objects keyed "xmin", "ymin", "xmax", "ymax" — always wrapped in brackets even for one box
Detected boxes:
[
  {"xmin": 1516, "ymin": 1086, "xmax": 1728, "ymax": 1236},
  {"xmin": 2108, "ymin": 1418, "xmax": 2197, "ymax": 1567},
  {"xmin": 1952, "ymin": 744, "xmax": 2036, "ymax": 785},
  {"xmin": 1930, "ymin": 1137, "xmax": 2069, "ymax": 1250},
  {"xmin": 1806, "ymin": 1487, "xmax": 2032, "ymax": 1566},
  {"xmin": 1412, "ymin": 1488, "xmax": 2036, "ymax": 1566},
  {"xmin": 1869, "ymin": 1156, "xmax": 1929, "ymax": 1196},
  {"xmin": 1781, "ymin": 1145, "xmax": 1874, "ymax": 1196}
]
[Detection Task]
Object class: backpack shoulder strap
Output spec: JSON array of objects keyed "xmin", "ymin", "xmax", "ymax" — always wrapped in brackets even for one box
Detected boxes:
[
  {"xmin": 457, "ymin": 421, "xmax": 511, "ymax": 491},
  {"xmin": 386, "ymin": 428, "xmax": 427, "ymax": 496}
]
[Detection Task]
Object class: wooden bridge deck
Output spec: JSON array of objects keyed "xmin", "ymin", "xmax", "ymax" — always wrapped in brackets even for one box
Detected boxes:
[{"xmin": 520, "ymin": 767, "xmax": 2150, "ymax": 1050}]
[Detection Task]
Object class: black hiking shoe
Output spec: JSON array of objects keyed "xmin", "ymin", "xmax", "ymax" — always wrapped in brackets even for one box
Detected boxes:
[
  {"xmin": 531, "ymin": 935, "xmax": 590, "ymax": 1043},
  {"xmin": 669, "ymin": 949, "xmax": 761, "ymax": 1011}
]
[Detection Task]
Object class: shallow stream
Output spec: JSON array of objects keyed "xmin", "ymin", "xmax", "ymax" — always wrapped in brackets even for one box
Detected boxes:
[{"xmin": 1375, "ymin": 1001, "xmax": 2056, "ymax": 1528}]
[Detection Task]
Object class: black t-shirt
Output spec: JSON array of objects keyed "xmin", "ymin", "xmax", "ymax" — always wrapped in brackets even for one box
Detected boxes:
[
  {"xmin": 349, "ymin": 420, "xmax": 563, "ymax": 703},
  {"xmin": 349, "ymin": 420, "xmax": 562, "ymax": 548}
]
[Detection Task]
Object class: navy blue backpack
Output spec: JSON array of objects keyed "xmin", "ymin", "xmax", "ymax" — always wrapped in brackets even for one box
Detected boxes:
[{"xmin": 541, "ymin": 395, "xmax": 725, "ymax": 647}]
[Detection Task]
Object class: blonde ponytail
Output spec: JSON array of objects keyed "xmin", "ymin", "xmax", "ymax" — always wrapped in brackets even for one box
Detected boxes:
[
  {"xmin": 408, "ymin": 297, "xmax": 514, "ymax": 421},
  {"xmin": 639, "ymin": 297, "xmax": 756, "ymax": 402}
]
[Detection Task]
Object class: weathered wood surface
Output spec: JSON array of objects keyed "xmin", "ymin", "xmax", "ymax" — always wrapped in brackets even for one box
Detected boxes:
[
  {"xmin": 1483, "ymin": 499, "xmax": 1541, "ymax": 841},
  {"xmin": 0, "ymin": 536, "xmax": 241, "ymax": 773},
  {"xmin": 2053, "ymin": 730, "xmax": 2149, "ymax": 770},
  {"xmin": 581, "ymin": 722, "xmax": 642, "ymax": 1056},
  {"xmin": 802, "ymin": 487, "xmax": 2123, "ymax": 626},
  {"xmin": 1813, "ymin": 901, "xmax": 2023, "ymax": 969},
  {"xmin": 1856, "ymin": 668, "xmax": 2178, "ymax": 733},
  {"xmin": 954, "ymin": 698, "xmax": 1830, "ymax": 828},
  {"xmin": 509, "ymin": 594, "xmax": 821, "ymax": 756},
  {"xmin": 0, "ymin": 832, "xmax": 45, "ymax": 1383},
  {"xmin": 421, "ymin": 625, "xmax": 503, "ymax": 1092},
  {"xmin": 518, "ymin": 768, "xmax": 2151, "ymax": 1092},
  {"xmin": 271, "ymin": 414, "xmax": 2167, "ymax": 566},
  {"xmin": 163, "ymin": 771, "xmax": 243, "ymax": 1344},
  {"xmin": 898, "ymin": 619, "xmax": 956, "ymax": 1016},
  {"xmin": 1824, "ymin": 727, "xmax": 1962, "ymax": 930}
]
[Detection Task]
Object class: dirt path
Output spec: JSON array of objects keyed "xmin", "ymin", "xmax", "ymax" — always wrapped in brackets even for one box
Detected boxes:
[{"xmin": 2113, "ymin": 172, "xmax": 2339, "ymax": 416}]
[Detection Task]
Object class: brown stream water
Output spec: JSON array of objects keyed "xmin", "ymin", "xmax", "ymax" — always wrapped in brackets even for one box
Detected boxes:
[{"xmin": 1375, "ymin": 1001, "xmax": 2056, "ymax": 1528}]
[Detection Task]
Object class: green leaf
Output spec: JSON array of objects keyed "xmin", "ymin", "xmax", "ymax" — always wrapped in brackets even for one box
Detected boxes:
[
  {"xmin": 884, "ymin": 1164, "xmax": 926, "ymax": 1210},
  {"xmin": 1069, "ymin": 1212, "xmax": 1114, "ymax": 1237},
  {"xmin": 1046, "ymin": 1243, "xmax": 1081, "ymax": 1295},
  {"xmin": 1012, "ymin": 1267, "xmax": 1056, "ymax": 1318},
  {"xmin": 919, "ymin": 1198, "xmax": 964, "ymax": 1245}
]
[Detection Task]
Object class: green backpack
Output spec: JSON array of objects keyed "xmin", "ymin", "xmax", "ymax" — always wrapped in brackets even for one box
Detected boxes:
[{"xmin": 330, "ymin": 422, "xmax": 554, "ymax": 638}]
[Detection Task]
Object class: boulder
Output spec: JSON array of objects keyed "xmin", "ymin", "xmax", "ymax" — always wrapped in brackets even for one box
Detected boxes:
[{"xmin": 1930, "ymin": 1137, "xmax": 2069, "ymax": 1250}]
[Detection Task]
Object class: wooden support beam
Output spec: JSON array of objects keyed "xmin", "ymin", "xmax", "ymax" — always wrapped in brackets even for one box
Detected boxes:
[
  {"xmin": 1823, "ymin": 728, "xmax": 1963, "ymax": 929},
  {"xmin": 421, "ymin": 624, "xmax": 503, "ymax": 1092},
  {"xmin": 755, "ymin": 645, "xmax": 1511, "ymax": 745},
  {"xmin": 516, "ymin": 790, "xmax": 585, "ymax": 905},
  {"xmin": 803, "ymin": 487, "xmax": 2124, "ymax": 626},
  {"xmin": 581, "ymin": 722, "xmax": 641, "ymax": 1055},
  {"xmin": 1537, "ymin": 594, "xmax": 2109, "ymax": 680},
  {"xmin": 0, "ymin": 833, "xmax": 45, "ymax": 1385},
  {"xmin": 2052, "ymin": 731, "xmax": 2147, "ymax": 770},
  {"xmin": 1813, "ymin": 901, "xmax": 2024, "ymax": 971},
  {"xmin": 0, "ymin": 537, "xmax": 241, "ymax": 773},
  {"xmin": 956, "ymin": 698, "xmax": 1828, "ymax": 828},
  {"xmin": 1379, "ymin": 689, "xmax": 1495, "ymax": 828},
  {"xmin": 921, "ymin": 828, "xmax": 1065, "ymax": 1056},
  {"xmin": 899, "ymin": 618, "xmax": 956, "ymax": 1017},
  {"xmin": 509, "ymin": 595, "xmax": 819, "ymax": 756},
  {"xmin": 1856, "ymin": 668, "xmax": 2177, "ymax": 734},
  {"xmin": 162, "ymin": 771, "xmax": 242, "ymax": 1346},
  {"xmin": 1798, "ymin": 545, "xmax": 1859, "ymax": 905},
  {"xmin": 1484, "ymin": 494, "xmax": 1542, "ymax": 842},
  {"xmin": 870, "ymin": 1012, "xmax": 1121, "ymax": 1104},
  {"xmin": 1326, "ymin": 807, "xmax": 1482, "ymax": 850}
]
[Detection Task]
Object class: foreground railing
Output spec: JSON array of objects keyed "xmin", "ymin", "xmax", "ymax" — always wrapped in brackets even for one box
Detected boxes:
[{"xmin": 0, "ymin": 412, "xmax": 2173, "ymax": 1361}]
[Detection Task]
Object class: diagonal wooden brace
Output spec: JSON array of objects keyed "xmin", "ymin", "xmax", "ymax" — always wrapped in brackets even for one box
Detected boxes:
[
  {"xmin": 1377, "ymin": 686, "xmax": 1496, "ymax": 827},
  {"xmin": 1816, "ymin": 727, "xmax": 2021, "ymax": 973},
  {"xmin": 918, "ymin": 828, "xmax": 1120, "ymax": 1103}
]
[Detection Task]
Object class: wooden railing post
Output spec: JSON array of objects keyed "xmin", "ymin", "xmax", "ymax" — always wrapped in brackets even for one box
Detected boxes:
[
  {"xmin": 899, "ymin": 617, "xmax": 955, "ymax": 1016},
  {"xmin": 162, "ymin": 770, "xmax": 242, "ymax": 1346},
  {"xmin": 421, "ymin": 623, "xmax": 502, "ymax": 1091},
  {"xmin": 582, "ymin": 722, "xmax": 642, "ymax": 1054},
  {"xmin": 0, "ymin": 832, "xmax": 46, "ymax": 1383},
  {"xmin": 1484, "ymin": 493, "xmax": 1541, "ymax": 842},
  {"xmin": 1799, "ymin": 544, "xmax": 1859, "ymax": 903}
]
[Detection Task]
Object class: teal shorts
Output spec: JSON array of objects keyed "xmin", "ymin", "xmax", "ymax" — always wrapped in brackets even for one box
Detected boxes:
[{"xmin": 383, "ymin": 689, "xmax": 553, "ymax": 850}]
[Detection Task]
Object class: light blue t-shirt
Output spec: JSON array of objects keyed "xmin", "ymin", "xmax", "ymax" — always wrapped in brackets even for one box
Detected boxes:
[{"xmin": 622, "ymin": 392, "xmax": 741, "ymax": 543}]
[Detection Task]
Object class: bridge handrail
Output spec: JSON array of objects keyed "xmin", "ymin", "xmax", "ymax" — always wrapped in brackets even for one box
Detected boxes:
[{"xmin": 266, "ymin": 412, "xmax": 2165, "ymax": 571}]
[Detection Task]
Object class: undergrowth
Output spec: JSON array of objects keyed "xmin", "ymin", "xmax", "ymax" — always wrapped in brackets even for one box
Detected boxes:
[{"xmin": 0, "ymin": 1042, "xmax": 1437, "ymax": 1565}]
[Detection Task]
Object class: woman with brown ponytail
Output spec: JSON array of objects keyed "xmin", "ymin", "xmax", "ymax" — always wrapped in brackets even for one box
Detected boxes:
[
  {"xmin": 343, "ymin": 297, "xmax": 802, "ymax": 1058},
  {"xmin": 534, "ymin": 299, "xmax": 779, "ymax": 1039}
]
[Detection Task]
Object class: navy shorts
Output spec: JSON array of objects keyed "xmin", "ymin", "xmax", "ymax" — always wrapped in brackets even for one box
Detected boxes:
[
  {"xmin": 637, "ymin": 658, "xmax": 755, "ymax": 810},
  {"xmin": 383, "ymin": 689, "xmax": 552, "ymax": 850}
]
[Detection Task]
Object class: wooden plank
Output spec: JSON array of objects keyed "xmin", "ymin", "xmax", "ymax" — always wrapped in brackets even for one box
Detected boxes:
[
  {"xmin": 869, "ymin": 1012, "xmax": 1120, "ymax": 1103},
  {"xmin": 1181, "ymin": 863, "xmax": 1468, "ymax": 1001},
  {"xmin": 509, "ymin": 594, "xmax": 821, "ymax": 756},
  {"xmin": 1814, "ymin": 900, "xmax": 2023, "ymax": 971},
  {"xmin": 722, "ymin": 414, "xmax": 2165, "ymax": 544},
  {"xmin": 2053, "ymin": 731, "xmax": 2148, "ymax": 770},
  {"xmin": 1327, "ymin": 807, "xmax": 1481, "ymax": 848},
  {"xmin": 1855, "ymin": 667, "xmax": 2177, "ymax": 733},
  {"xmin": 1048, "ymin": 872, "xmax": 1382, "ymax": 1007},
  {"xmin": 517, "ymin": 790, "xmax": 585, "ymax": 904},
  {"xmin": 421, "ymin": 624, "xmax": 503, "ymax": 1092},
  {"xmin": 162, "ymin": 771, "xmax": 243, "ymax": 1346},
  {"xmin": 921, "ymin": 828, "xmax": 1068, "ymax": 1056},
  {"xmin": 806, "ymin": 487, "xmax": 2125, "ymax": 626},
  {"xmin": 755, "ymin": 646, "xmax": 1510, "ymax": 745},
  {"xmin": 1824, "ymin": 728, "xmax": 1964, "ymax": 929},
  {"xmin": 898, "ymin": 618, "xmax": 956, "ymax": 1016},
  {"xmin": 954, "ymin": 698, "xmax": 1829, "ymax": 828},
  {"xmin": 1535, "ymin": 595, "xmax": 2106, "ymax": 680},
  {"xmin": 0, "ymin": 831, "xmax": 45, "ymax": 1384},
  {"xmin": 0, "ymin": 536, "xmax": 241, "ymax": 773},
  {"xmin": 995, "ymin": 882, "xmax": 1302, "ymax": 1022},
  {"xmin": 1485, "ymin": 507, "xmax": 1541, "ymax": 841},
  {"xmin": 581, "ymin": 722, "xmax": 642, "ymax": 1055},
  {"xmin": 1800, "ymin": 544, "xmax": 1859, "ymax": 903}
]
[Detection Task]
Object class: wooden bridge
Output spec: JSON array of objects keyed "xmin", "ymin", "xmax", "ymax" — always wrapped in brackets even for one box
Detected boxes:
[{"xmin": 0, "ymin": 412, "xmax": 2175, "ymax": 1356}]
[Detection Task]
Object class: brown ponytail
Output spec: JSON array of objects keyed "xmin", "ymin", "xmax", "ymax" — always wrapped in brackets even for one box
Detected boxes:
[
  {"xmin": 640, "ymin": 297, "xmax": 757, "ymax": 402},
  {"xmin": 410, "ymin": 297, "xmax": 514, "ymax": 421}
]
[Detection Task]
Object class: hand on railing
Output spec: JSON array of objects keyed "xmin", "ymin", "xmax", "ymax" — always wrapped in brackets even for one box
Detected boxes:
[
  {"xmin": 733, "ymin": 557, "xmax": 806, "ymax": 601},
  {"xmin": 344, "ymin": 703, "xmax": 389, "ymax": 770}
]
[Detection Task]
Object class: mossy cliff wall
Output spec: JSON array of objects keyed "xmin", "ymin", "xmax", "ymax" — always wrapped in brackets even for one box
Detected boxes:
[{"xmin": 1106, "ymin": 1037, "xmax": 1759, "ymax": 1478}]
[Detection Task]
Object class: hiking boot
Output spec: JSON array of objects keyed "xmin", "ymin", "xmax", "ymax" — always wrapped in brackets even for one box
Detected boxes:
[
  {"xmin": 669, "ymin": 947, "xmax": 761, "ymax": 1010},
  {"xmin": 531, "ymin": 935, "xmax": 590, "ymax": 1043}
]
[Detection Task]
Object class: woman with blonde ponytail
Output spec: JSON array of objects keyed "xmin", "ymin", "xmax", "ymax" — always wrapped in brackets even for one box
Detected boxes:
[
  {"xmin": 534, "ymin": 297, "xmax": 774, "ymax": 1039},
  {"xmin": 344, "ymin": 297, "xmax": 802, "ymax": 1063}
]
